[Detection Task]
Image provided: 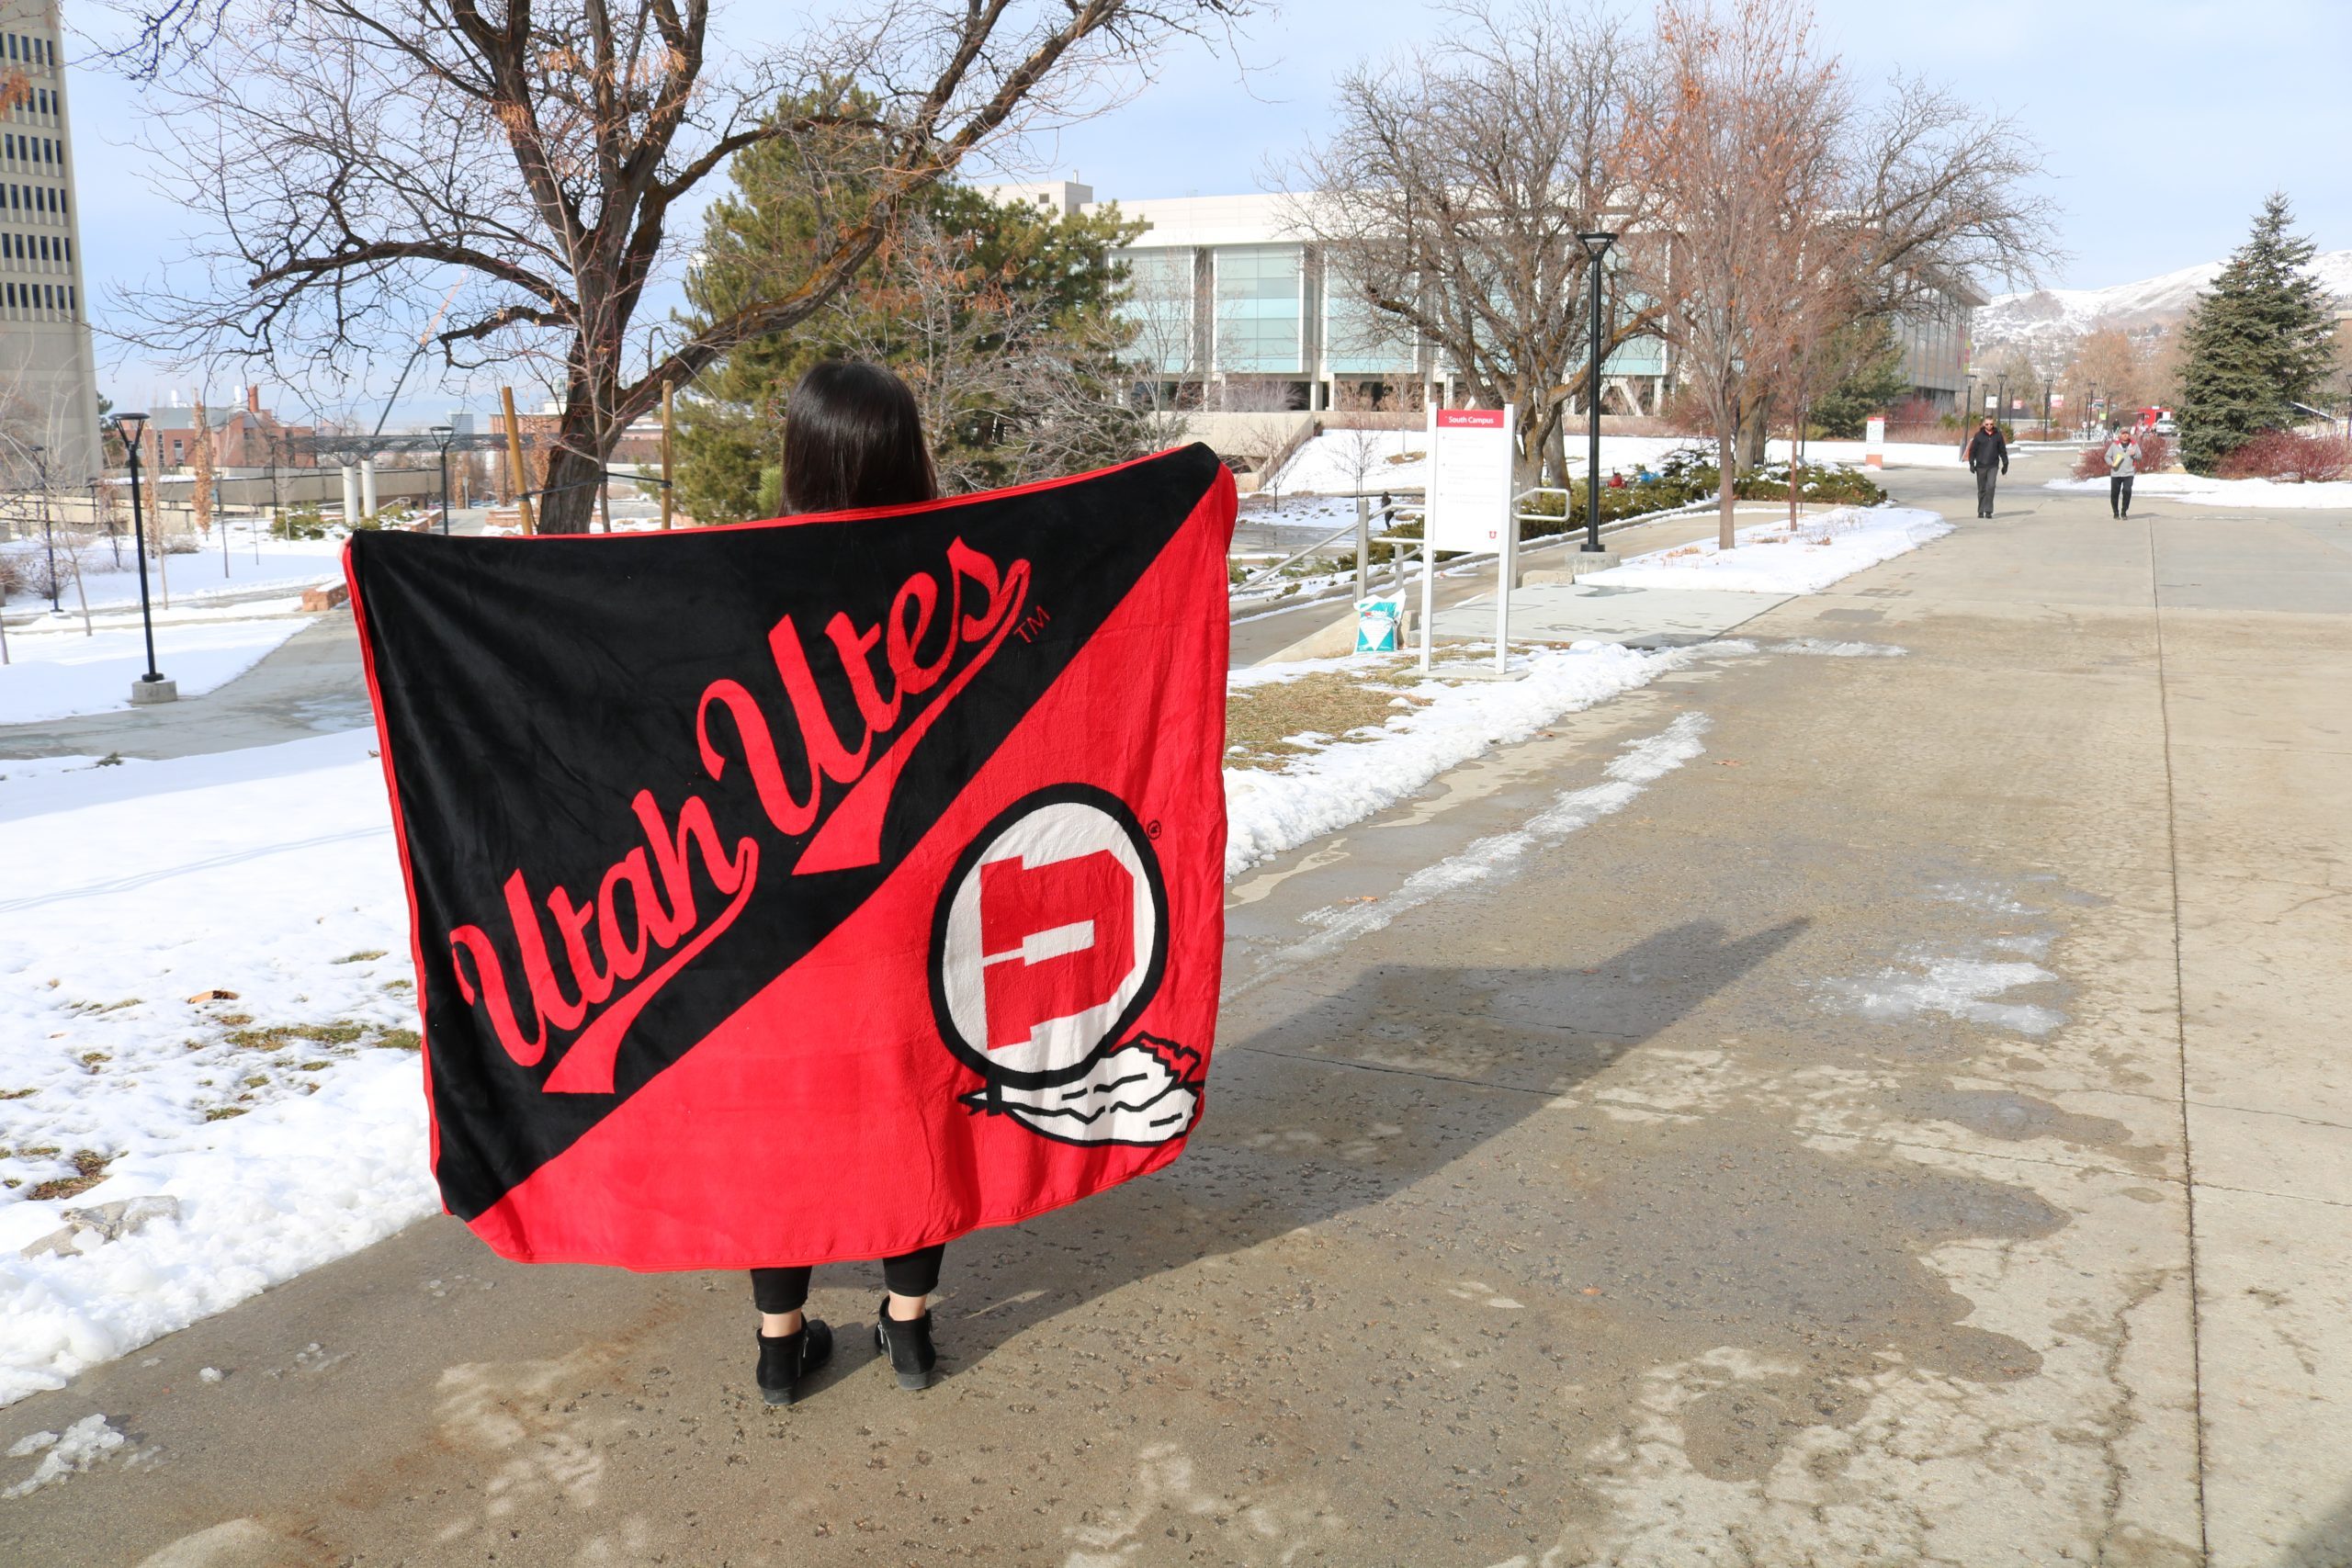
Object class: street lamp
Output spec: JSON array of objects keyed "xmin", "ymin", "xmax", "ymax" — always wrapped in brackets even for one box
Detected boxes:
[
  {"xmin": 1576, "ymin": 230, "xmax": 1619, "ymax": 553},
  {"xmin": 111, "ymin": 412, "xmax": 175, "ymax": 705},
  {"xmin": 430, "ymin": 424, "xmax": 456, "ymax": 536}
]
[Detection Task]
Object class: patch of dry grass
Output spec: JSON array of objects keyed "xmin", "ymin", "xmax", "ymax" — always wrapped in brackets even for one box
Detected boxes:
[
  {"xmin": 224, "ymin": 1021, "xmax": 368, "ymax": 1052},
  {"xmin": 1226, "ymin": 665, "xmax": 1427, "ymax": 771},
  {"xmin": 28, "ymin": 1149, "xmax": 112, "ymax": 1202}
]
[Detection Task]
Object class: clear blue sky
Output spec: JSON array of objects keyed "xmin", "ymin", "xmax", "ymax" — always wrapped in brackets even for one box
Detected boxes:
[{"xmin": 62, "ymin": 0, "xmax": 2352, "ymax": 420}]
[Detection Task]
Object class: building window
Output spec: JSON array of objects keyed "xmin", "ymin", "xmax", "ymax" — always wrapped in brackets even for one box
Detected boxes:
[
  {"xmin": 1120, "ymin": 248, "xmax": 1196, "ymax": 377},
  {"xmin": 1324, "ymin": 264, "xmax": 1417, "ymax": 376},
  {"xmin": 1214, "ymin": 243, "xmax": 1304, "ymax": 375}
]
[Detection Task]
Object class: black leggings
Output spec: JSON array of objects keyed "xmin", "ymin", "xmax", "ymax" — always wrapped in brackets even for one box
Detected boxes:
[
  {"xmin": 2110, "ymin": 475, "xmax": 2134, "ymax": 516},
  {"xmin": 751, "ymin": 1244, "xmax": 945, "ymax": 1314}
]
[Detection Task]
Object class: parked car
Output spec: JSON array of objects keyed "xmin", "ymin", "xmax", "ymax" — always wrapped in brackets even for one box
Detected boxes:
[{"xmin": 2153, "ymin": 416, "xmax": 2177, "ymax": 436}]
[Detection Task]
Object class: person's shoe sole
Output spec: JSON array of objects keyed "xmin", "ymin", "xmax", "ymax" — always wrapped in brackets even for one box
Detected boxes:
[{"xmin": 762, "ymin": 1385, "xmax": 797, "ymax": 1407}]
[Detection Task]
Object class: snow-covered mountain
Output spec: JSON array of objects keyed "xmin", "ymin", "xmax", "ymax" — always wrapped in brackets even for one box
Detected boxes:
[{"xmin": 1977, "ymin": 250, "xmax": 2352, "ymax": 355}]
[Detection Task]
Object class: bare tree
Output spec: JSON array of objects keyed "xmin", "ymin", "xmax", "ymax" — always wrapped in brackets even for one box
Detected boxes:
[
  {"xmin": 1843, "ymin": 79, "xmax": 2057, "ymax": 324},
  {"xmin": 1117, "ymin": 248, "xmax": 1204, "ymax": 450},
  {"xmin": 1332, "ymin": 424, "xmax": 1388, "ymax": 498},
  {"xmin": 2062, "ymin": 324, "xmax": 2155, "ymax": 425},
  {"xmin": 116, "ymin": 0, "xmax": 1250, "ymax": 532},
  {"xmin": 1734, "ymin": 67, "xmax": 2055, "ymax": 467},
  {"xmin": 1290, "ymin": 0, "xmax": 1660, "ymax": 491},
  {"xmin": 1627, "ymin": 0, "xmax": 1852, "ymax": 548}
]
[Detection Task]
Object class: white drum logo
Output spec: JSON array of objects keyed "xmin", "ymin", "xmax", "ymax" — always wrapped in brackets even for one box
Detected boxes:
[{"xmin": 930, "ymin": 786, "xmax": 1199, "ymax": 1146}]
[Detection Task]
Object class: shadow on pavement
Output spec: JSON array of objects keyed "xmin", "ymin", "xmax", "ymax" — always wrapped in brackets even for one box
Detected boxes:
[{"xmin": 935, "ymin": 917, "xmax": 1811, "ymax": 1369}]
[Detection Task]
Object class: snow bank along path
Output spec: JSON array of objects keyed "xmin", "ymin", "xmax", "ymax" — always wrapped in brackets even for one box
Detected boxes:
[
  {"xmin": 0, "ymin": 496, "xmax": 1955, "ymax": 1406},
  {"xmin": 0, "ymin": 732, "xmax": 428, "ymax": 1407},
  {"xmin": 1579, "ymin": 506, "xmax": 1951, "ymax": 596},
  {"xmin": 2043, "ymin": 472, "xmax": 2352, "ymax": 510}
]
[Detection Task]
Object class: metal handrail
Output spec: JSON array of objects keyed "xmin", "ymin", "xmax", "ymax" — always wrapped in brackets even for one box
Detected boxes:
[{"xmin": 1233, "ymin": 496, "xmax": 1420, "ymax": 598}]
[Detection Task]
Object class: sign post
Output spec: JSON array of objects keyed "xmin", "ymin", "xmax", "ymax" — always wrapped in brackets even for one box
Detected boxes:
[
  {"xmin": 1864, "ymin": 415, "xmax": 1886, "ymax": 470},
  {"xmin": 1423, "ymin": 404, "xmax": 1518, "ymax": 676}
]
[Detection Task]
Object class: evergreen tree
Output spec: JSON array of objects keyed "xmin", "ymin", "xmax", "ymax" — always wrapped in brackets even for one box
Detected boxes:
[
  {"xmin": 1806, "ymin": 319, "xmax": 1914, "ymax": 439},
  {"xmin": 672, "ymin": 96, "xmax": 1144, "ymax": 524},
  {"xmin": 2175, "ymin": 193, "xmax": 2337, "ymax": 474}
]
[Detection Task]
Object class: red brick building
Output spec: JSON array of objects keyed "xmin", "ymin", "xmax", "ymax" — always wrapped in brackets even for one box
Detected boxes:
[{"xmin": 130, "ymin": 388, "xmax": 317, "ymax": 470}]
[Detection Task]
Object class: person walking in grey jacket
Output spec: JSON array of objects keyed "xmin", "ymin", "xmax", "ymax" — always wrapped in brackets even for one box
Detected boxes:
[
  {"xmin": 1962, "ymin": 417, "xmax": 2008, "ymax": 517},
  {"xmin": 2104, "ymin": 429, "xmax": 2139, "ymax": 518}
]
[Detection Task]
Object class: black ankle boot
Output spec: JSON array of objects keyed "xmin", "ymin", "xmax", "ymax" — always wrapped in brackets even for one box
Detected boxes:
[
  {"xmin": 756, "ymin": 1319, "xmax": 833, "ymax": 1406},
  {"xmin": 875, "ymin": 1299, "xmax": 937, "ymax": 1391}
]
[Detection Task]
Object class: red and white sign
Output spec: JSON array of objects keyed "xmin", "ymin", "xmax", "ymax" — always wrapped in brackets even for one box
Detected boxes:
[{"xmin": 1426, "ymin": 404, "xmax": 1516, "ymax": 553}]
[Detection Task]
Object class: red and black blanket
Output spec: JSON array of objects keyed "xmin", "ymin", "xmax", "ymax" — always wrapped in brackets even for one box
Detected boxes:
[{"xmin": 345, "ymin": 444, "xmax": 1236, "ymax": 1269}]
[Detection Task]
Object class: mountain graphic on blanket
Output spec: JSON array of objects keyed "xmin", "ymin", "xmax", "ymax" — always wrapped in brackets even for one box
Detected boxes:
[{"xmin": 345, "ymin": 445, "xmax": 1234, "ymax": 1269}]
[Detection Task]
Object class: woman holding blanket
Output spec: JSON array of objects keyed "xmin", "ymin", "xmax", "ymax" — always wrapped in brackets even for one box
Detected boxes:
[{"xmin": 749, "ymin": 360, "xmax": 950, "ymax": 1406}]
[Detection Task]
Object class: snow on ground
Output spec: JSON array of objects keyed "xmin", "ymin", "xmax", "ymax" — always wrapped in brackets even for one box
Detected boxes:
[
  {"xmin": 1775, "ymin": 438, "xmax": 1962, "ymax": 469},
  {"xmin": 1270, "ymin": 432, "xmax": 1702, "ymax": 494},
  {"xmin": 1269, "ymin": 711, "xmax": 1713, "ymax": 964},
  {"xmin": 0, "ymin": 730, "xmax": 425, "ymax": 1405},
  {"xmin": 2, "ymin": 525, "xmax": 344, "ymax": 616},
  {"xmin": 0, "ymin": 612, "xmax": 314, "ymax": 724},
  {"xmin": 1580, "ymin": 506, "xmax": 1951, "ymax": 595},
  {"xmin": 2042, "ymin": 472, "xmax": 2352, "ymax": 510},
  {"xmin": 2, "ymin": 1411, "xmax": 127, "ymax": 1497},
  {"xmin": 1269, "ymin": 431, "xmax": 1966, "ymax": 495},
  {"xmin": 1225, "ymin": 641, "xmax": 1681, "ymax": 876}
]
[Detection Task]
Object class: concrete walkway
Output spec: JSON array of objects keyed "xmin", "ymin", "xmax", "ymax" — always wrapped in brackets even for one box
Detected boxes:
[{"xmin": 3, "ymin": 455, "xmax": 2349, "ymax": 1565}]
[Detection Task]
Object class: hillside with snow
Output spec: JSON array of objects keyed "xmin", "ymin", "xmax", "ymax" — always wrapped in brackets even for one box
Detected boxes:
[{"xmin": 1977, "ymin": 249, "xmax": 2352, "ymax": 356}]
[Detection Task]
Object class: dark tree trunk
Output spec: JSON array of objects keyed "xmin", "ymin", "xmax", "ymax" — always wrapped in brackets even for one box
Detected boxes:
[
  {"xmin": 535, "ymin": 442, "xmax": 605, "ymax": 535},
  {"xmin": 1737, "ymin": 392, "xmax": 1772, "ymax": 473},
  {"xmin": 1715, "ymin": 407, "xmax": 1739, "ymax": 551}
]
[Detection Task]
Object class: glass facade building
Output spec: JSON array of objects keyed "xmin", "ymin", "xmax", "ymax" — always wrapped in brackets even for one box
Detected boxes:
[{"xmin": 1001, "ymin": 186, "xmax": 1979, "ymax": 420}]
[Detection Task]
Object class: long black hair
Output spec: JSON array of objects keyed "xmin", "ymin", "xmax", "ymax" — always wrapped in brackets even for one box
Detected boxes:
[{"xmin": 781, "ymin": 360, "xmax": 939, "ymax": 514}]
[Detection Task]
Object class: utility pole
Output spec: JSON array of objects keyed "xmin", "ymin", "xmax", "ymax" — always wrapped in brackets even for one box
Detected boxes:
[
  {"xmin": 500, "ymin": 387, "xmax": 537, "ymax": 536},
  {"xmin": 660, "ymin": 379, "xmax": 674, "ymax": 530}
]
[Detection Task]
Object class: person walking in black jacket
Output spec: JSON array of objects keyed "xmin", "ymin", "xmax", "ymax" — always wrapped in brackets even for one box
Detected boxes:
[{"xmin": 1962, "ymin": 417, "xmax": 2007, "ymax": 517}]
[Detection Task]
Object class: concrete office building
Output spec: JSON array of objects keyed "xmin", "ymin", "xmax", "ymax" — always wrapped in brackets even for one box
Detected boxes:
[
  {"xmin": 0, "ymin": 0, "xmax": 101, "ymax": 482},
  {"xmin": 988, "ymin": 180, "xmax": 1981, "ymax": 419}
]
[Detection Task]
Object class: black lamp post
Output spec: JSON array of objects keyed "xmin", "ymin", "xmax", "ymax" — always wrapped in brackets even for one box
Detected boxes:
[
  {"xmin": 112, "ymin": 412, "xmax": 173, "ymax": 703},
  {"xmin": 33, "ymin": 444, "xmax": 58, "ymax": 613},
  {"xmin": 1576, "ymin": 230, "xmax": 1619, "ymax": 553},
  {"xmin": 430, "ymin": 424, "xmax": 456, "ymax": 536}
]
